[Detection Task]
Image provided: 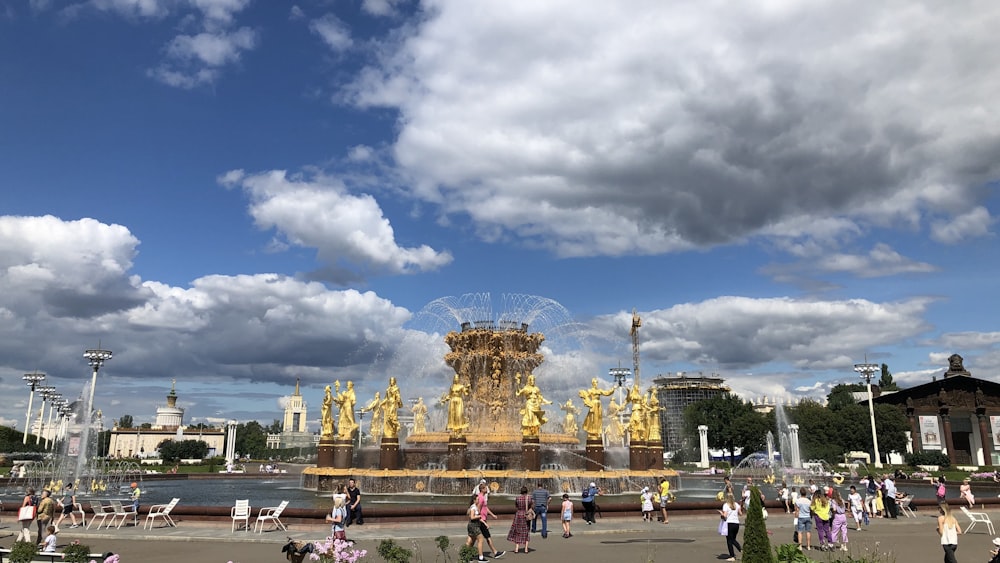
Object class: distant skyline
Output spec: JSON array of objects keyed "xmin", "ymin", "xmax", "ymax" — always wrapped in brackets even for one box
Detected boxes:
[{"xmin": 1, "ymin": 1, "xmax": 998, "ymax": 433}]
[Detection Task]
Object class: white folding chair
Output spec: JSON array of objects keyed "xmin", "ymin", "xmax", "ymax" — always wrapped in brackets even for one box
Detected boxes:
[
  {"xmin": 110, "ymin": 499, "xmax": 138, "ymax": 528},
  {"xmin": 87, "ymin": 502, "xmax": 115, "ymax": 529},
  {"xmin": 144, "ymin": 497, "xmax": 180, "ymax": 529},
  {"xmin": 961, "ymin": 505, "xmax": 996, "ymax": 534},
  {"xmin": 72, "ymin": 502, "xmax": 87, "ymax": 528},
  {"xmin": 254, "ymin": 500, "xmax": 289, "ymax": 533},
  {"xmin": 231, "ymin": 499, "xmax": 251, "ymax": 532},
  {"xmin": 898, "ymin": 495, "xmax": 916, "ymax": 518}
]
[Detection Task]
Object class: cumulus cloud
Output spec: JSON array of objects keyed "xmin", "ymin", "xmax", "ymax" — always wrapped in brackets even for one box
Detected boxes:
[
  {"xmin": 362, "ymin": 0, "xmax": 406, "ymax": 17},
  {"xmin": 593, "ymin": 296, "xmax": 934, "ymax": 370},
  {"xmin": 931, "ymin": 206, "xmax": 995, "ymax": 244},
  {"xmin": 221, "ymin": 169, "xmax": 453, "ymax": 281},
  {"xmin": 310, "ymin": 13, "xmax": 352, "ymax": 52},
  {"xmin": 349, "ymin": 0, "xmax": 1000, "ymax": 259}
]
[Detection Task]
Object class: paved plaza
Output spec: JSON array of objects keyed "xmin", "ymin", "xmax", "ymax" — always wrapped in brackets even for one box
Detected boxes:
[{"xmin": 4, "ymin": 507, "xmax": 1000, "ymax": 562}]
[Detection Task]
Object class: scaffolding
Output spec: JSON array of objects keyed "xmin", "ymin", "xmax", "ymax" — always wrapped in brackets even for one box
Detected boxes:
[{"xmin": 652, "ymin": 373, "xmax": 730, "ymax": 452}]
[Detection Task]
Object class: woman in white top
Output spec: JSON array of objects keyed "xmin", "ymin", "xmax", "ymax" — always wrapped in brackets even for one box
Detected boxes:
[
  {"xmin": 719, "ymin": 492, "xmax": 742, "ymax": 562},
  {"xmin": 937, "ymin": 502, "xmax": 961, "ymax": 563}
]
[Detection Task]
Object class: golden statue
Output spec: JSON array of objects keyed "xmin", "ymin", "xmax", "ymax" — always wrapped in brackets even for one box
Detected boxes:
[
  {"xmin": 321, "ymin": 385, "xmax": 335, "ymax": 438},
  {"xmin": 382, "ymin": 377, "xmax": 404, "ymax": 439},
  {"xmin": 515, "ymin": 373, "xmax": 552, "ymax": 437},
  {"xmin": 579, "ymin": 377, "xmax": 615, "ymax": 439},
  {"xmin": 361, "ymin": 391, "xmax": 383, "ymax": 442},
  {"xmin": 604, "ymin": 397, "xmax": 626, "ymax": 446},
  {"xmin": 440, "ymin": 374, "xmax": 470, "ymax": 437},
  {"xmin": 334, "ymin": 380, "xmax": 357, "ymax": 440},
  {"xmin": 560, "ymin": 399, "xmax": 579, "ymax": 435},
  {"xmin": 645, "ymin": 388, "xmax": 662, "ymax": 443},
  {"xmin": 626, "ymin": 383, "xmax": 646, "ymax": 442},
  {"xmin": 411, "ymin": 397, "xmax": 428, "ymax": 434}
]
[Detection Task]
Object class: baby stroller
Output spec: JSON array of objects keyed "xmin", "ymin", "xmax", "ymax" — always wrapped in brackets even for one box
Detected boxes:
[{"xmin": 281, "ymin": 538, "xmax": 315, "ymax": 563}]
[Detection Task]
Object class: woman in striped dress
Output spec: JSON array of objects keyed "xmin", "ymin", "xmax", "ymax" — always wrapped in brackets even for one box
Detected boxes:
[{"xmin": 507, "ymin": 486, "xmax": 531, "ymax": 553}]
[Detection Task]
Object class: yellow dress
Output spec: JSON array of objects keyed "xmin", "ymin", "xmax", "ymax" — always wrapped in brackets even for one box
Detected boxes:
[{"xmin": 875, "ymin": 490, "xmax": 884, "ymax": 512}]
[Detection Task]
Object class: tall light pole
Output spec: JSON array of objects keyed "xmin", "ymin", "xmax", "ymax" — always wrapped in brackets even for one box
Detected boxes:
[
  {"xmin": 22, "ymin": 372, "xmax": 46, "ymax": 444},
  {"xmin": 855, "ymin": 361, "xmax": 883, "ymax": 468},
  {"xmin": 35, "ymin": 386, "xmax": 56, "ymax": 445},
  {"xmin": 44, "ymin": 392, "xmax": 61, "ymax": 449},
  {"xmin": 83, "ymin": 347, "xmax": 113, "ymax": 420},
  {"xmin": 609, "ymin": 366, "xmax": 632, "ymax": 444}
]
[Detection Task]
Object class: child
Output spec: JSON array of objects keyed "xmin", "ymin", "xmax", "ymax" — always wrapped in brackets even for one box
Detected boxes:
[
  {"xmin": 640, "ymin": 487, "xmax": 654, "ymax": 522},
  {"xmin": 561, "ymin": 494, "xmax": 573, "ymax": 538},
  {"xmin": 847, "ymin": 485, "xmax": 865, "ymax": 531},
  {"xmin": 42, "ymin": 525, "xmax": 57, "ymax": 553}
]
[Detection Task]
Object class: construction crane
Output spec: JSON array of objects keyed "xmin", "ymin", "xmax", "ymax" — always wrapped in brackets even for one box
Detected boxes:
[{"xmin": 630, "ymin": 308, "xmax": 641, "ymax": 387}]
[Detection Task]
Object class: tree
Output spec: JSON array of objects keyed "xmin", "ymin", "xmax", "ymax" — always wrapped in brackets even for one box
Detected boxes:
[
  {"xmin": 117, "ymin": 415, "xmax": 134, "ymax": 429},
  {"xmin": 158, "ymin": 439, "xmax": 210, "ymax": 462},
  {"xmin": 742, "ymin": 486, "xmax": 773, "ymax": 562},
  {"xmin": 684, "ymin": 393, "xmax": 769, "ymax": 464},
  {"xmin": 266, "ymin": 419, "xmax": 282, "ymax": 434},
  {"xmin": 826, "ymin": 383, "xmax": 865, "ymax": 411},
  {"xmin": 139, "ymin": 422, "xmax": 152, "ymax": 430},
  {"xmin": 234, "ymin": 421, "xmax": 267, "ymax": 459},
  {"xmin": 879, "ymin": 363, "xmax": 899, "ymax": 391}
]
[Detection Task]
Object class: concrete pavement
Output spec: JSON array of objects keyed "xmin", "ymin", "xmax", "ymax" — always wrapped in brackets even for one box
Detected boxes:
[{"xmin": 3, "ymin": 507, "xmax": 999, "ymax": 562}]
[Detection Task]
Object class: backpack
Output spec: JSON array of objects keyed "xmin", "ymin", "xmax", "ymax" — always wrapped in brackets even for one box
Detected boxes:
[
  {"xmin": 937, "ymin": 483, "xmax": 946, "ymax": 497},
  {"xmin": 866, "ymin": 481, "xmax": 876, "ymax": 495},
  {"xmin": 30, "ymin": 495, "xmax": 39, "ymax": 507}
]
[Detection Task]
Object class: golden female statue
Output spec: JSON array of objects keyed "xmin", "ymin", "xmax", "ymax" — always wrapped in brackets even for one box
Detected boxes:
[
  {"xmin": 516, "ymin": 373, "xmax": 552, "ymax": 437},
  {"xmin": 334, "ymin": 380, "xmax": 357, "ymax": 440},
  {"xmin": 560, "ymin": 399, "xmax": 580, "ymax": 435},
  {"xmin": 626, "ymin": 383, "xmax": 646, "ymax": 442},
  {"xmin": 411, "ymin": 397, "xmax": 428, "ymax": 434},
  {"xmin": 579, "ymin": 377, "xmax": 615, "ymax": 439},
  {"xmin": 440, "ymin": 374, "xmax": 470, "ymax": 437},
  {"xmin": 321, "ymin": 385, "xmax": 335, "ymax": 438},
  {"xmin": 382, "ymin": 377, "xmax": 404, "ymax": 439},
  {"xmin": 604, "ymin": 398, "xmax": 626, "ymax": 446},
  {"xmin": 361, "ymin": 391, "xmax": 383, "ymax": 442},
  {"xmin": 645, "ymin": 388, "xmax": 662, "ymax": 442}
]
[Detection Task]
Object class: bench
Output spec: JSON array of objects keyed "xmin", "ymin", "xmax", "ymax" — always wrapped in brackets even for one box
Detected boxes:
[{"xmin": 0, "ymin": 549, "xmax": 107, "ymax": 562}]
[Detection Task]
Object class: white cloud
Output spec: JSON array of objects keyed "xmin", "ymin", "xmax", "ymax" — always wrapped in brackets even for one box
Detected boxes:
[
  {"xmin": 222, "ymin": 169, "xmax": 453, "ymax": 280},
  {"xmin": 349, "ymin": 0, "xmax": 1000, "ymax": 260},
  {"xmin": 594, "ymin": 296, "xmax": 934, "ymax": 370},
  {"xmin": 362, "ymin": 0, "xmax": 406, "ymax": 17},
  {"xmin": 310, "ymin": 13, "xmax": 352, "ymax": 52},
  {"xmin": 89, "ymin": 0, "xmax": 168, "ymax": 19},
  {"xmin": 165, "ymin": 27, "xmax": 256, "ymax": 66},
  {"xmin": 931, "ymin": 206, "xmax": 994, "ymax": 244}
]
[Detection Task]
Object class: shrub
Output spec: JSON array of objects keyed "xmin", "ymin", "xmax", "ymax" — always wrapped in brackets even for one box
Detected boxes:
[
  {"xmin": 905, "ymin": 451, "xmax": 950, "ymax": 468},
  {"xmin": 8, "ymin": 541, "xmax": 37, "ymax": 563},
  {"xmin": 742, "ymin": 486, "xmax": 774, "ymax": 563},
  {"xmin": 63, "ymin": 541, "xmax": 94, "ymax": 563},
  {"xmin": 376, "ymin": 539, "xmax": 412, "ymax": 563},
  {"xmin": 457, "ymin": 545, "xmax": 478, "ymax": 563}
]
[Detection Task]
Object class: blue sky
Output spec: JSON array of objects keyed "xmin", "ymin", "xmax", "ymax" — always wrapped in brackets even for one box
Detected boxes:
[{"xmin": 1, "ymin": 0, "xmax": 998, "ymax": 434}]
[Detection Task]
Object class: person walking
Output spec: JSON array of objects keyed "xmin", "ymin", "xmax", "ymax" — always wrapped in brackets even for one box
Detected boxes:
[
  {"xmin": 17, "ymin": 487, "xmax": 37, "ymax": 543},
  {"xmin": 581, "ymin": 482, "xmax": 599, "ymax": 524},
  {"xmin": 560, "ymin": 494, "xmax": 573, "ymax": 538},
  {"xmin": 325, "ymin": 496, "xmax": 347, "ymax": 541},
  {"xmin": 830, "ymin": 489, "xmax": 849, "ymax": 551},
  {"xmin": 467, "ymin": 494, "xmax": 487, "ymax": 563},
  {"xmin": 129, "ymin": 482, "xmax": 141, "ymax": 513},
  {"xmin": 506, "ymin": 486, "xmax": 531, "ymax": 554},
  {"xmin": 937, "ymin": 502, "xmax": 962, "ymax": 563},
  {"xmin": 640, "ymin": 487, "xmax": 654, "ymax": 522},
  {"xmin": 811, "ymin": 489, "xmax": 833, "ymax": 551},
  {"xmin": 530, "ymin": 482, "xmax": 551, "ymax": 538},
  {"xmin": 719, "ymin": 492, "xmax": 742, "ymax": 562},
  {"xmin": 847, "ymin": 485, "xmax": 865, "ymax": 531},
  {"xmin": 658, "ymin": 477, "xmax": 671, "ymax": 523},
  {"xmin": 36, "ymin": 489, "xmax": 57, "ymax": 542},
  {"xmin": 794, "ymin": 486, "xmax": 813, "ymax": 551},
  {"xmin": 55, "ymin": 482, "xmax": 80, "ymax": 530},
  {"xmin": 475, "ymin": 483, "xmax": 505, "ymax": 558}
]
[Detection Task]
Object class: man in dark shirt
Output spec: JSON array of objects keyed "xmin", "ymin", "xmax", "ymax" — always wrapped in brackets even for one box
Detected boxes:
[
  {"xmin": 346, "ymin": 478, "xmax": 363, "ymax": 525},
  {"xmin": 530, "ymin": 482, "xmax": 551, "ymax": 538}
]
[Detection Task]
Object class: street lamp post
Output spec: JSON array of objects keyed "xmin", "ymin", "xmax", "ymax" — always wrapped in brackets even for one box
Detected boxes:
[
  {"xmin": 44, "ymin": 391, "xmax": 61, "ymax": 449},
  {"xmin": 855, "ymin": 361, "xmax": 883, "ymax": 468},
  {"xmin": 609, "ymin": 367, "xmax": 632, "ymax": 446},
  {"xmin": 83, "ymin": 347, "xmax": 113, "ymax": 419},
  {"xmin": 356, "ymin": 409, "xmax": 366, "ymax": 449},
  {"xmin": 35, "ymin": 386, "xmax": 56, "ymax": 445},
  {"xmin": 22, "ymin": 372, "xmax": 46, "ymax": 444}
]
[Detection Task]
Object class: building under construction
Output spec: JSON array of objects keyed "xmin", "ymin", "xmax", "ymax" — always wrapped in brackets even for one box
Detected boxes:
[{"xmin": 652, "ymin": 373, "xmax": 731, "ymax": 452}]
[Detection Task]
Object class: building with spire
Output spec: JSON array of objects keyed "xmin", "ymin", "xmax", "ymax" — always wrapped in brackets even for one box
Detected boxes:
[
  {"xmin": 266, "ymin": 379, "xmax": 316, "ymax": 450},
  {"xmin": 107, "ymin": 381, "xmax": 225, "ymax": 460}
]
